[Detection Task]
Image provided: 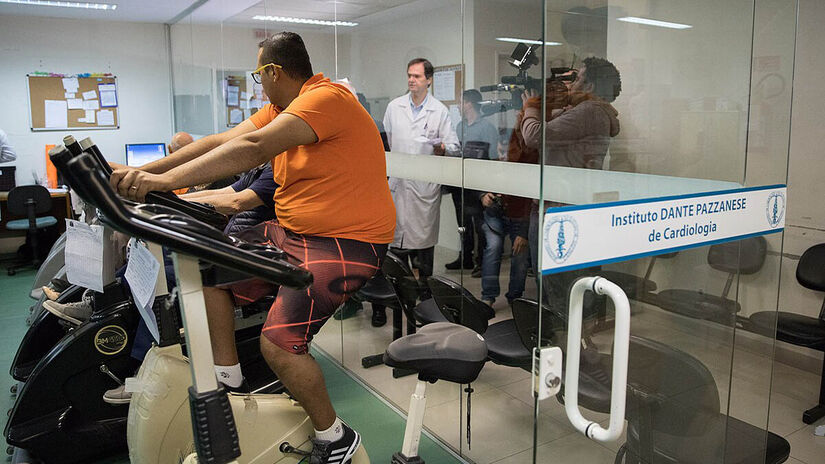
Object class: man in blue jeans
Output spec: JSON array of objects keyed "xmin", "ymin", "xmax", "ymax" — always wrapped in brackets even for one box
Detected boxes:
[{"xmin": 479, "ymin": 192, "xmax": 531, "ymax": 307}]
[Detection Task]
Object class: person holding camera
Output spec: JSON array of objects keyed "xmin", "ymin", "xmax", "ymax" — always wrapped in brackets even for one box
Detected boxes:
[
  {"xmin": 478, "ymin": 109, "xmax": 538, "ymax": 308},
  {"xmin": 522, "ymin": 56, "xmax": 622, "ymax": 317},
  {"xmin": 519, "ymin": 56, "xmax": 620, "ymax": 168}
]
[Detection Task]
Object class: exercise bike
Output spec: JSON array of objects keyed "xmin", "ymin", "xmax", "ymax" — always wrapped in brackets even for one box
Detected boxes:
[
  {"xmin": 51, "ymin": 144, "xmax": 369, "ymax": 463},
  {"xmin": 4, "ymin": 137, "xmax": 273, "ymax": 464},
  {"xmin": 57, "ymin": 142, "xmax": 504, "ymax": 464}
]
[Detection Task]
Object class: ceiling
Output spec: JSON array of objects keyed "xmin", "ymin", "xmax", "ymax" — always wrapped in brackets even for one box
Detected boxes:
[
  {"xmin": 0, "ymin": 0, "xmax": 421, "ymax": 25},
  {"xmin": 223, "ymin": 0, "xmax": 417, "ymax": 24},
  {"xmin": 0, "ymin": 0, "xmax": 196, "ymax": 23}
]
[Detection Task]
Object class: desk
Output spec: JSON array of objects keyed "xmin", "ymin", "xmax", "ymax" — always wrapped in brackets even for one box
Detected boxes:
[{"xmin": 0, "ymin": 189, "xmax": 73, "ymax": 238}]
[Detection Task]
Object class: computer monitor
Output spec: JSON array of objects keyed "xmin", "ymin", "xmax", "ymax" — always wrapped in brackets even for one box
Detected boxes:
[{"xmin": 125, "ymin": 143, "xmax": 167, "ymax": 167}]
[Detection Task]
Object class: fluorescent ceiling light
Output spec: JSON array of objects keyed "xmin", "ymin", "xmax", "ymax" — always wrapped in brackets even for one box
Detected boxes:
[
  {"xmin": 496, "ymin": 37, "xmax": 562, "ymax": 46},
  {"xmin": 617, "ymin": 16, "xmax": 691, "ymax": 29},
  {"xmin": 0, "ymin": 0, "xmax": 116, "ymax": 9},
  {"xmin": 252, "ymin": 15, "xmax": 357, "ymax": 27}
]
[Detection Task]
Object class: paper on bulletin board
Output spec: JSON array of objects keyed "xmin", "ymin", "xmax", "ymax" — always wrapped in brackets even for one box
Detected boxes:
[
  {"xmin": 227, "ymin": 85, "xmax": 240, "ymax": 106},
  {"xmin": 62, "ymin": 77, "xmax": 79, "ymax": 92},
  {"xmin": 433, "ymin": 69, "xmax": 456, "ymax": 102},
  {"xmin": 100, "ymin": 90, "xmax": 117, "ymax": 108},
  {"xmin": 44, "ymin": 100, "xmax": 68, "ymax": 128},
  {"xmin": 229, "ymin": 108, "xmax": 243, "ymax": 124},
  {"xmin": 67, "ymin": 98, "xmax": 83, "ymax": 110},
  {"xmin": 82, "ymin": 90, "xmax": 97, "ymax": 100},
  {"xmin": 83, "ymin": 100, "xmax": 100, "ymax": 111},
  {"xmin": 97, "ymin": 109, "xmax": 115, "ymax": 126}
]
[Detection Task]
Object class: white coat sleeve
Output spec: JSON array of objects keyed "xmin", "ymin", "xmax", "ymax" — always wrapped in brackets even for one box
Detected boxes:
[
  {"xmin": 439, "ymin": 111, "xmax": 460, "ymax": 156},
  {"xmin": 382, "ymin": 108, "xmax": 393, "ymax": 151}
]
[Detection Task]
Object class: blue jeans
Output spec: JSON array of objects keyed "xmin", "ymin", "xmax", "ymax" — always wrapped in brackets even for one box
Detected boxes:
[{"xmin": 481, "ymin": 211, "xmax": 529, "ymax": 302}]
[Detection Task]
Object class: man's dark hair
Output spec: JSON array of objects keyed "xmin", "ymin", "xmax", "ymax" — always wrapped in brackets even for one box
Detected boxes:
[
  {"xmin": 258, "ymin": 32, "xmax": 314, "ymax": 80},
  {"xmin": 581, "ymin": 56, "xmax": 621, "ymax": 102},
  {"xmin": 463, "ymin": 89, "xmax": 483, "ymax": 111},
  {"xmin": 407, "ymin": 58, "xmax": 434, "ymax": 80}
]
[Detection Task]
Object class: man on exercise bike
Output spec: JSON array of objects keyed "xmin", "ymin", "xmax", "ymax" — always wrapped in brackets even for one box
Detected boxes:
[{"xmin": 110, "ymin": 31, "xmax": 396, "ymax": 464}]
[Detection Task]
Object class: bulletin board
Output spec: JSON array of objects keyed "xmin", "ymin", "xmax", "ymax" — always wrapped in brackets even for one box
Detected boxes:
[
  {"xmin": 225, "ymin": 75, "xmax": 245, "ymax": 127},
  {"xmin": 27, "ymin": 74, "xmax": 120, "ymax": 131},
  {"xmin": 432, "ymin": 64, "xmax": 463, "ymax": 105}
]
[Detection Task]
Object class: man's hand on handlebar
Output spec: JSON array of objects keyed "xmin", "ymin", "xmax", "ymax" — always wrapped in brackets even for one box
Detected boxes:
[
  {"xmin": 108, "ymin": 161, "xmax": 127, "ymax": 171},
  {"xmin": 110, "ymin": 167, "xmax": 173, "ymax": 201}
]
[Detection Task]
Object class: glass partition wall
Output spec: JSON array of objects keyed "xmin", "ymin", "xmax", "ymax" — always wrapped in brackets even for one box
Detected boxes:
[{"xmin": 168, "ymin": 0, "xmax": 797, "ymax": 462}]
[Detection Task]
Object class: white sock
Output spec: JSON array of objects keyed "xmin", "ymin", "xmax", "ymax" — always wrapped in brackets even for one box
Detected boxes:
[
  {"xmin": 315, "ymin": 417, "xmax": 344, "ymax": 442},
  {"xmin": 214, "ymin": 363, "xmax": 243, "ymax": 388}
]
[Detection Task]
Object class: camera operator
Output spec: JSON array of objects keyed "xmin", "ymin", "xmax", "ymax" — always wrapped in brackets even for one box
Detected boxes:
[
  {"xmin": 477, "ymin": 107, "xmax": 538, "ymax": 308},
  {"xmin": 523, "ymin": 56, "xmax": 622, "ymax": 318},
  {"xmin": 520, "ymin": 56, "xmax": 621, "ymax": 168}
]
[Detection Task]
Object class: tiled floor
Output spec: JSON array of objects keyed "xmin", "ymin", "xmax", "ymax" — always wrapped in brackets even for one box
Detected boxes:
[
  {"xmin": 0, "ymin": 268, "xmax": 464, "ymax": 464},
  {"xmin": 314, "ymin": 245, "xmax": 825, "ymax": 463}
]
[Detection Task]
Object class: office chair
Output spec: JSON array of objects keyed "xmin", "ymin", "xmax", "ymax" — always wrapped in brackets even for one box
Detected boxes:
[
  {"xmin": 747, "ymin": 243, "xmax": 825, "ymax": 424},
  {"xmin": 428, "ymin": 275, "xmax": 532, "ymax": 370},
  {"xmin": 654, "ymin": 237, "xmax": 767, "ymax": 326},
  {"xmin": 5, "ymin": 185, "xmax": 57, "ymax": 276},
  {"xmin": 358, "ymin": 252, "xmax": 445, "ymax": 375}
]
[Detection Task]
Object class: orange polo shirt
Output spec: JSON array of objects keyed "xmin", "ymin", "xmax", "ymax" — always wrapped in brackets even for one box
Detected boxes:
[{"xmin": 249, "ymin": 74, "xmax": 395, "ymax": 244}]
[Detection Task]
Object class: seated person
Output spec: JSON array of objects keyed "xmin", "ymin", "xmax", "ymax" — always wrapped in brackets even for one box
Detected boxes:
[{"xmin": 108, "ymin": 32, "xmax": 395, "ymax": 462}]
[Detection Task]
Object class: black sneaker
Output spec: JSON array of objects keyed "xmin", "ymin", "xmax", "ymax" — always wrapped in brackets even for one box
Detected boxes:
[
  {"xmin": 371, "ymin": 307, "xmax": 387, "ymax": 327},
  {"xmin": 309, "ymin": 423, "xmax": 361, "ymax": 464},
  {"xmin": 471, "ymin": 265, "xmax": 482, "ymax": 278},
  {"xmin": 445, "ymin": 258, "xmax": 474, "ymax": 270}
]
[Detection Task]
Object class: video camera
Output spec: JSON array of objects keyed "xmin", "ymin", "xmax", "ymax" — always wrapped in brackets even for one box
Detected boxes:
[{"xmin": 478, "ymin": 41, "xmax": 578, "ymax": 115}]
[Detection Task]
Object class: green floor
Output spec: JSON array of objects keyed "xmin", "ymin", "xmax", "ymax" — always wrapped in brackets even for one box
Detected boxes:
[{"xmin": 0, "ymin": 269, "xmax": 462, "ymax": 463}]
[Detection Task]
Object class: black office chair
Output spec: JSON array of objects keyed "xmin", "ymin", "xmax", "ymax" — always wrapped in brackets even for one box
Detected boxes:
[
  {"xmin": 654, "ymin": 237, "xmax": 767, "ymax": 325},
  {"xmin": 427, "ymin": 275, "xmax": 532, "ymax": 370},
  {"xmin": 597, "ymin": 252, "xmax": 677, "ymax": 304},
  {"xmin": 511, "ymin": 298, "xmax": 790, "ymax": 464},
  {"xmin": 382, "ymin": 252, "xmax": 447, "ymax": 325},
  {"xmin": 5, "ymin": 185, "xmax": 57, "ymax": 276},
  {"xmin": 357, "ymin": 252, "xmax": 446, "ymax": 373},
  {"xmin": 747, "ymin": 243, "xmax": 825, "ymax": 424}
]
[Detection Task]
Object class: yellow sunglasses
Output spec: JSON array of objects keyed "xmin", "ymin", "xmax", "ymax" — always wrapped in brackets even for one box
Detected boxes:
[{"xmin": 251, "ymin": 63, "xmax": 282, "ymax": 84}]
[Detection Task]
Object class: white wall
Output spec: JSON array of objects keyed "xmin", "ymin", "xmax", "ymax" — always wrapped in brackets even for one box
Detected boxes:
[
  {"xmin": 169, "ymin": 21, "xmax": 345, "ymax": 135},
  {"xmin": 0, "ymin": 15, "xmax": 174, "ymax": 184},
  {"xmin": 343, "ymin": 1, "xmax": 464, "ymax": 106}
]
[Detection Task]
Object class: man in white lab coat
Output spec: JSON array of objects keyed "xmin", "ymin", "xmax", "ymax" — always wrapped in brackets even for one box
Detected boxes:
[{"xmin": 383, "ymin": 58, "xmax": 459, "ymax": 294}]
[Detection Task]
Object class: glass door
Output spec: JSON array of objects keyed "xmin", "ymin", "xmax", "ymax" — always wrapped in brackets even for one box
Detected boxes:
[{"xmin": 530, "ymin": 1, "xmax": 797, "ymax": 463}]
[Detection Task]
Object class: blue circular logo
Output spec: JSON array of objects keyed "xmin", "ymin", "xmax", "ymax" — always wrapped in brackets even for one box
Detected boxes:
[
  {"xmin": 765, "ymin": 191, "xmax": 786, "ymax": 228},
  {"xmin": 543, "ymin": 215, "xmax": 579, "ymax": 264}
]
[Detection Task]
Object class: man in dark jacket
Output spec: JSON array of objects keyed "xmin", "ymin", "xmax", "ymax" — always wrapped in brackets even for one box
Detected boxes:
[
  {"xmin": 180, "ymin": 163, "xmax": 278, "ymax": 235},
  {"xmin": 521, "ymin": 56, "xmax": 622, "ymax": 318}
]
